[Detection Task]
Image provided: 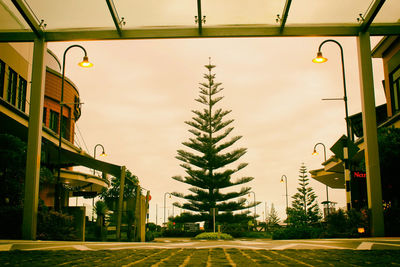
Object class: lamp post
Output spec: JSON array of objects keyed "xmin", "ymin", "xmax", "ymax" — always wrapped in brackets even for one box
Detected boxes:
[
  {"xmin": 313, "ymin": 142, "xmax": 330, "ymax": 215},
  {"xmin": 93, "ymin": 144, "xmax": 106, "ymax": 174},
  {"xmin": 248, "ymin": 191, "xmax": 256, "ymax": 222},
  {"xmin": 163, "ymin": 192, "xmax": 171, "ymax": 225},
  {"xmin": 280, "ymin": 175, "xmax": 288, "ymax": 218},
  {"xmin": 312, "ymin": 39, "xmax": 350, "ymax": 139},
  {"xmin": 55, "ymin": 45, "xmax": 92, "ymax": 211},
  {"xmin": 313, "ymin": 39, "xmax": 352, "ymax": 210}
]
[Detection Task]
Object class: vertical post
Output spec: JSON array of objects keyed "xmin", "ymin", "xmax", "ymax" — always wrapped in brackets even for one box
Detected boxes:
[
  {"xmin": 116, "ymin": 165, "xmax": 126, "ymax": 241},
  {"xmin": 343, "ymin": 147, "xmax": 352, "ymax": 210},
  {"xmin": 213, "ymin": 208, "xmax": 216, "ymax": 233},
  {"xmin": 22, "ymin": 38, "xmax": 46, "ymax": 240},
  {"xmin": 357, "ymin": 32, "xmax": 384, "ymax": 237}
]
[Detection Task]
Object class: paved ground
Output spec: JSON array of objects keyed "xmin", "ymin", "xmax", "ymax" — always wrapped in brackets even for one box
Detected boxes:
[{"xmin": 1, "ymin": 238, "xmax": 400, "ymax": 266}]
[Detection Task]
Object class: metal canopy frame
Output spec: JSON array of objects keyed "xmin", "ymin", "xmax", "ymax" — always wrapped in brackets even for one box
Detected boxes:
[
  {"xmin": 2, "ymin": 0, "xmax": 399, "ymax": 42},
  {"xmin": 2, "ymin": 0, "xmax": 396, "ymax": 240}
]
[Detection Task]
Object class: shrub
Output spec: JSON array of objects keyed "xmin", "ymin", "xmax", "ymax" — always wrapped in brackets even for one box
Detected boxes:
[
  {"xmin": 146, "ymin": 231, "xmax": 155, "ymax": 241},
  {"xmin": 194, "ymin": 232, "xmax": 233, "ymax": 240},
  {"xmin": 385, "ymin": 207, "xmax": 400, "ymax": 236},
  {"xmin": 162, "ymin": 229, "xmax": 203, "ymax": 237},
  {"xmin": 37, "ymin": 210, "xmax": 78, "ymax": 240},
  {"xmin": 0, "ymin": 206, "xmax": 22, "ymax": 239},
  {"xmin": 322, "ymin": 209, "xmax": 369, "ymax": 238},
  {"xmin": 272, "ymin": 226, "xmax": 322, "ymax": 240}
]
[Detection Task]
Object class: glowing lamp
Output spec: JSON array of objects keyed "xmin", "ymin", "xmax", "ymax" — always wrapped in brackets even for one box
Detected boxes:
[
  {"xmin": 78, "ymin": 56, "xmax": 93, "ymax": 68},
  {"xmin": 312, "ymin": 52, "xmax": 328, "ymax": 63}
]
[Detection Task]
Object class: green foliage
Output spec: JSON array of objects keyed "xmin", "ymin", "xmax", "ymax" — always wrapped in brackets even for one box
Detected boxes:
[
  {"xmin": 323, "ymin": 209, "xmax": 369, "ymax": 237},
  {"xmin": 94, "ymin": 200, "xmax": 108, "ymax": 217},
  {"xmin": 0, "ymin": 134, "xmax": 26, "ymax": 206},
  {"xmin": 194, "ymin": 232, "xmax": 233, "ymax": 240},
  {"xmin": 377, "ymin": 127, "xmax": 400, "ymax": 206},
  {"xmin": 172, "ymin": 62, "xmax": 255, "ymax": 230},
  {"xmin": 145, "ymin": 231, "xmax": 155, "ymax": 241},
  {"xmin": 266, "ymin": 203, "xmax": 280, "ymax": 230},
  {"xmin": 100, "ymin": 169, "xmax": 138, "ymax": 210},
  {"xmin": 384, "ymin": 207, "xmax": 400, "ymax": 236},
  {"xmin": 287, "ymin": 164, "xmax": 321, "ymax": 226},
  {"xmin": 0, "ymin": 205, "xmax": 22, "ymax": 239},
  {"xmin": 162, "ymin": 229, "xmax": 203, "ymax": 237},
  {"xmin": 37, "ymin": 210, "xmax": 78, "ymax": 240},
  {"xmin": 272, "ymin": 225, "xmax": 323, "ymax": 240}
]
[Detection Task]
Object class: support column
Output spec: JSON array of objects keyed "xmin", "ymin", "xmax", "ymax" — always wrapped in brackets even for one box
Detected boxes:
[
  {"xmin": 343, "ymin": 147, "xmax": 352, "ymax": 210},
  {"xmin": 116, "ymin": 165, "xmax": 126, "ymax": 241},
  {"xmin": 357, "ymin": 32, "xmax": 384, "ymax": 237},
  {"xmin": 22, "ymin": 38, "xmax": 47, "ymax": 240}
]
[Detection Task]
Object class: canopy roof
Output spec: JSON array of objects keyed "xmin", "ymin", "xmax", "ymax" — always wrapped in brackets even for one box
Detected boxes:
[{"xmin": 1, "ymin": 0, "xmax": 399, "ymax": 42}]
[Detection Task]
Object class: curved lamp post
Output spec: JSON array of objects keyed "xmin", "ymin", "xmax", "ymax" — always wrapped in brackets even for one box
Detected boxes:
[
  {"xmin": 312, "ymin": 39, "xmax": 350, "ymax": 139},
  {"xmin": 313, "ymin": 142, "xmax": 330, "ymax": 215},
  {"xmin": 164, "ymin": 192, "xmax": 171, "ymax": 225},
  {"xmin": 93, "ymin": 144, "xmax": 106, "ymax": 174},
  {"xmin": 280, "ymin": 175, "xmax": 288, "ymax": 219},
  {"xmin": 313, "ymin": 39, "xmax": 352, "ymax": 210},
  {"xmin": 55, "ymin": 45, "xmax": 93, "ymax": 211}
]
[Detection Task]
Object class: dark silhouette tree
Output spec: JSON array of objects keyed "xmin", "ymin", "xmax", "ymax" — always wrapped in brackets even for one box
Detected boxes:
[
  {"xmin": 171, "ymin": 60, "xmax": 255, "ymax": 230},
  {"xmin": 287, "ymin": 164, "xmax": 321, "ymax": 226}
]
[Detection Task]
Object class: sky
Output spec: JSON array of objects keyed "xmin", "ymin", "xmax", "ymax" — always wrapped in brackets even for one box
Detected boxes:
[{"xmin": 48, "ymin": 36, "xmax": 386, "ymax": 224}]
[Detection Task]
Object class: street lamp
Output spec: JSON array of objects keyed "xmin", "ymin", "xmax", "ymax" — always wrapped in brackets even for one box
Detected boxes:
[
  {"xmin": 312, "ymin": 39, "xmax": 350, "ymax": 139},
  {"xmin": 55, "ymin": 45, "xmax": 93, "ymax": 211},
  {"xmin": 280, "ymin": 175, "xmax": 288, "ymax": 218},
  {"xmin": 248, "ymin": 191, "xmax": 256, "ymax": 222},
  {"xmin": 312, "ymin": 142, "xmax": 330, "ymax": 215},
  {"xmin": 164, "ymin": 192, "xmax": 171, "ymax": 225},
  {"xmin": 93, "ymin": 144, "xmax": 106, "ymax": 174},
  {"xmin": 313, "ymin": 39, "xmax": 352, "ymax": 210}
]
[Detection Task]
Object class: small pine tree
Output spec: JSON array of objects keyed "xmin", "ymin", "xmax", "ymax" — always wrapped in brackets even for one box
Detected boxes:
[
  {"xmin": 287, "ymin": 164, "xmax": 321, "ymax": 226},
  {"xmin": 266, "ymin": 203, "xmax": 280, "ymax": 230}
]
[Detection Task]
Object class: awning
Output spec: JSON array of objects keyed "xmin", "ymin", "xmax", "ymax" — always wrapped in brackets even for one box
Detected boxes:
[
  {"xmin": 1, "ymin": 98, "xmax": 123, "ymax": 178},
  {"xmin": 309, "ymin": 168, "xmax": 345, "ymax": 189}
]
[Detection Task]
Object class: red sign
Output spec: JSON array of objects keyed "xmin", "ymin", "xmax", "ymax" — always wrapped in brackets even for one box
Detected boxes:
[{"xmin": 353, "ymin": 171, "xmax": 366, "ymax": 178}]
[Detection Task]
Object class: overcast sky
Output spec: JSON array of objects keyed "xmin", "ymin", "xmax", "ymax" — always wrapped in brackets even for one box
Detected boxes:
[{"xmin": 48, "ymin": 36, "xmax": 385, "ymax": 223}]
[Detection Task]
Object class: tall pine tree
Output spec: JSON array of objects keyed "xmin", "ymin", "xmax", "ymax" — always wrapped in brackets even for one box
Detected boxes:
[
  {"xmin": 171, "ymin": 60, "xmax": 255, "ymax": 230},
  {"xmin": 287, "ymin": 164, "xmax": 321, "ymax": 226}
]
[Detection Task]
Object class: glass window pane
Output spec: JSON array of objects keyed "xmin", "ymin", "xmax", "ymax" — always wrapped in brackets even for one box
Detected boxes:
[
  {"xmin": 373, "ymin": 0, "xmax": 400, "ymax": 23},
  {"xmin": 114, "ymin": 0, "xmax": 197, "ymax": 27},
  {"xmin": 286, "ymin": 0, "xmax": 371, "ymax": 25},
  {"xmin": 25, "ymin": 0, "xmax": 114, "ymax": 30},
  {"xmin": 0, "ymin": 0, "xmax": 30, "ymax": 30},
  {"xmin": 202, "ymin": 0, "xmax": 285, "ymax": 25}
]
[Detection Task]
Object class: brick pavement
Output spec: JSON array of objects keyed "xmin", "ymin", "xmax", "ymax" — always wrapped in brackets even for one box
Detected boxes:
[{"xmin": 1, "ymin": 248, "xmax": 400, "ymax": 266}]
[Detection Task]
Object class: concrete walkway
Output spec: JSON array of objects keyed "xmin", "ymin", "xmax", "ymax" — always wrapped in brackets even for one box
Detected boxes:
[{"xmin": 1, "ymin": 237, "xmax": 400, "ymax": 251}]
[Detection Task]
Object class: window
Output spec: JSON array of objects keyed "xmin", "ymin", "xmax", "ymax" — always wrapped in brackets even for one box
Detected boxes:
[
  {"xmin": 17, "ymin": 77, "xmax": 27, "ymax": 112},
  {"xmin": 7, "ymin": 67, "xmax": 17, "ymax": 105},
  {"xmin": 390, "ymin": 66, "xmax": 400, "ymax": 115},
  {"xmin": 49, "ymin": 110, "xmax": 59, "ymax": 133},
  {"xmin": 61, "ymin": 116, "xmax": 70, "ymax": 140},
  {"xmin": 43, "ymin": 107, "xmax": 47, "ymax": 124},
  {"xmin": 0, "ymin": 60, "xmax": 5, "ymax": 98}
]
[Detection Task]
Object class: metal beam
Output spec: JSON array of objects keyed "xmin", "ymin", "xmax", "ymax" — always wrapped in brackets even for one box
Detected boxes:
[
  {"xmin": 196, "ymin": 0, "xmax": 203, "ymax": 35},
  {"xmin": 11, "ymin": 0, "xmax": 42, "ymax": 38},
  {"xmin": 22, "ymin": 38, "xmax": 46, "ymax": 240},
  {"xmin": 357, "ymin": 32, "xmax": 384, "ymax": 237},
  {"xmin": 280, "ymin": 0, "xmax": 292, "ymax": 33},
  {"xmin": 105, "ymin": 0, "xmax": 122, "ymax": 36},
  {"xmin": 1, "ymin": 24, "xmax": 399, "ymax": 42},
  {"xmin": 360, "ymin": 0, "xmax": 386, "ymax": 32}
]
